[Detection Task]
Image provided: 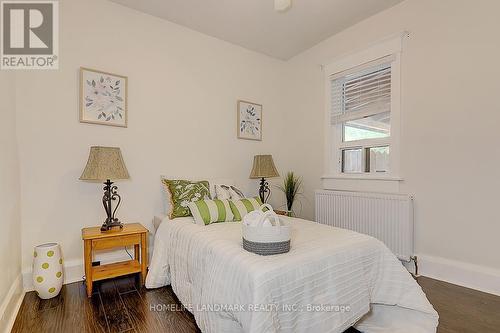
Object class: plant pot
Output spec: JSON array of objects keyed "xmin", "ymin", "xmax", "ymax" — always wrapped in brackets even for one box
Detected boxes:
[{"xmin": 33, "ymin": 243, "xmax": 63, "ymax": 299}]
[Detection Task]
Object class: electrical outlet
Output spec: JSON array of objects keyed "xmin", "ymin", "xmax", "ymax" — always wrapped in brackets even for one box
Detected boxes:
[{"xmin": 92, "ymin": 261, "xmax": 100, "ymax": 267}]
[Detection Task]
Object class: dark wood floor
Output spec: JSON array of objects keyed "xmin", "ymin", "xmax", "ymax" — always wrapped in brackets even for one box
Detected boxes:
[
  {"xmin": 417, "ymin": 277, "xmax": 500, "ymax": 333},
  {"xmin": 12, "ymin": 275, "xmax": 199, "ymax": 333},
  {"xmin": 11, "ymin": 275, "xmax": 500, "ymax": 333}
]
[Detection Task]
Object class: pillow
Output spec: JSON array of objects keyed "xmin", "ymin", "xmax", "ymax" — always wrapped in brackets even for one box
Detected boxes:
[
  {"xmin": 214, "ymin": 185, "xmax": 232, "ymax": 200},
  {"xmin": 229, "ymin": 197, "xmax": 267, "ymax": 221},
  {"xmin": 188, "ymin": 199, "xmax": 235, "ymax": 226},
  {"xmin": 160, "ymin": 176, "xmax": 234, "ymax": 214},
  {"xmin": 215, "ymin": 184, "xmax": 245, "ymax": 200},
  {"xmin": 162, "ymin": 179, "xmax": 211, "ymax": 219},
  {"xmin": 228, "ymin": 186, "xmax": 245, "ymax": 200}
]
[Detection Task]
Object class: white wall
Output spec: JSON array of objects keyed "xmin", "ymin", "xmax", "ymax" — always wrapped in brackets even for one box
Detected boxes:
[
  {"xmin": 15, "ymin": 0, "xmax": 289, "ymax": 279},
  {"xmin": 284, "ymin": 0, "xmax": 500, "ymax": 292},
  {"xmin": 0, "ymin": 72, "xmax": 23, "ymax": 330}
]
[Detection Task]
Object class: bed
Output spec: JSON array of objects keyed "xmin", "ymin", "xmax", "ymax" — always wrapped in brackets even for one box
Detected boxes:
[{"xmin": 146, "ymin": 215, "xmax": 438, "ymax": 333}]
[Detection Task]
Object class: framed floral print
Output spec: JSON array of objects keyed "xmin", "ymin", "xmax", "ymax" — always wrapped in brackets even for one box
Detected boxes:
[
  {"xmin": 80, "ymin": 67, "xmax": 128, "ymax": 127},
  {"xmin": 237, "ymin": 100, "xmax": 262, "ymax": 141}
]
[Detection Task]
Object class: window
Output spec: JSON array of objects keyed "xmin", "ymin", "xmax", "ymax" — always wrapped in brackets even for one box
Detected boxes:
[
  {"xmin": 330, "ymin": 57, "xmax": 393, "ymax": 174},
  {"xmin": 323, "ymin": 35, "xmax": 404, "ymax": 191}
]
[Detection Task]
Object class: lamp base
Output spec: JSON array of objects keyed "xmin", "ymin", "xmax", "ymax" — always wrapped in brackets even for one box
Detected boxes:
[
  {"xmin": 101, "ymin": 218, "xmax": 123, "ymax": 232},
  {"xmin": 101, "ymin": 179, "xmax": 124, "ymax": 232},
  {"xmin": 258, "ymin": 177, "xmax": 271, "ymax": 203}
]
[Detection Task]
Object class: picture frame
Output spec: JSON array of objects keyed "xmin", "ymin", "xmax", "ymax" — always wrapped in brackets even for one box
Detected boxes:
[
  {"xmin": 237, "ymin": 100, "xmax": 262, "ymax": 141},
  {"xmin": 79, "ymin": 67, "xmax": 128, "ymax": 127}
]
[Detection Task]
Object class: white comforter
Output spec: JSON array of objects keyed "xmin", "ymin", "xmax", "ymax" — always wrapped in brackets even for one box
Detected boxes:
[{"xmin": 146, "ymin": 216, "xmax": 438, "ymax": 333}]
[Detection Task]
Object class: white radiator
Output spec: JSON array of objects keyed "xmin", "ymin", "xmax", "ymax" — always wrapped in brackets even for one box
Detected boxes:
[{"xmin": 315, "ymin": 190, "xmax": 414, "ymax": 261}]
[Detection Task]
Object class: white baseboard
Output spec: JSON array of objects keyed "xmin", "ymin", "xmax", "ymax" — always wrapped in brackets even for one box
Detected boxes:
[
  {"xmin": 418, "ymin": 254, "xmax": 500, "ymax": 296},
  {"xmin": 0, "ymin": 274, "xmax": 25, "ymax": 333}
]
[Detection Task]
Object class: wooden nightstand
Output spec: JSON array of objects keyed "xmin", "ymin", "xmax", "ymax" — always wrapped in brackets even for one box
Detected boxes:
[{"xmin": 81, "ymin": 223, "xmax": 148, "ymax": 297}]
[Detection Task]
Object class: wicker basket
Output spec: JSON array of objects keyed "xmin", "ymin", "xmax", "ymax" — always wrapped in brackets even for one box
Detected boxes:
[{"xmin": 242, "ymin": 209, "xmax": 291, "ymax": 256}]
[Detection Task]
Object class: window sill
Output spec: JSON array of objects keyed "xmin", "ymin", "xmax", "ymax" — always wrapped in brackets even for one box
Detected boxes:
[{"xmin": 321, "ymin": 174, "xmax": 403, "ymax": 193}]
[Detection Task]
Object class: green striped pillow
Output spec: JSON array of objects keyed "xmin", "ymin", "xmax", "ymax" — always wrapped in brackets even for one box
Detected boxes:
[
  {"xmin": 229, "ymin": 197, "xmax": 267, "ymax": 221},
  {"xmin": 188, "ymin": 199, "xmax": 235, "ymax": 226}
]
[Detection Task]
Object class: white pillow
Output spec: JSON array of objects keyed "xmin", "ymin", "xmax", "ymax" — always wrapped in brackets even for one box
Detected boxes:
[
  {"xmin": 228, "ymin": 185, "xmax": 245, "ymax": 200},
  {"xmin": 207, "ymin": 179, "xmax": 234, "ymax": 198},
  {"xmin": 214, "ymin": 184, "xmax": 246, "ymax": 200},
  {"xmin": 214, "ymin": 184, "xmax": 232, "ymax": 200}
]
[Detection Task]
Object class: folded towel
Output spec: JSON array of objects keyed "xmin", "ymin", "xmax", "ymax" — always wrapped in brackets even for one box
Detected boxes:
[
  {"xmin": 242, "ymin": 211, "xmax": 261, "ymax": 226},
  {"xmin": 243, "ymin": 211, "xmax": 275, "ymax": 227},
  {"xmin": 261, "ymin": 219, "xmax": 273, "ymax": 227}
]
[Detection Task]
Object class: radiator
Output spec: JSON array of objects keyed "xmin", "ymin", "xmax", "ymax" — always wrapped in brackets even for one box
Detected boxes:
[{"xmin": 315, "ymin": 190, "xmax": 414, "ymax": 261}]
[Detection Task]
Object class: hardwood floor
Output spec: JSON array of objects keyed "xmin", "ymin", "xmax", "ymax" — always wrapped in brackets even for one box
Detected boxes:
[
  {"xmin": 417, "ymin": 277, "xmax": 500, "ymax": 333},
  {"xmin": 11, "ymin": 275, "xmax": 500, "ymax": 333},
  {"xmin": 12, "ymin": 275, "xmax": 200, "ymax": 333}
]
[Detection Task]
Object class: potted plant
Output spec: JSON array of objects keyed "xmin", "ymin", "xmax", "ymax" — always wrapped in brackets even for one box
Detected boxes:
[{"xmin": 277, "ymin": 171, "xmax": 303, "ymax": 217}]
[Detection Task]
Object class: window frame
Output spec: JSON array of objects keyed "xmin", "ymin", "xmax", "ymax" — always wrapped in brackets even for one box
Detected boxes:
[{"xmin": 323, "ymin": 35, "xmax": 403, "ymax": 190}]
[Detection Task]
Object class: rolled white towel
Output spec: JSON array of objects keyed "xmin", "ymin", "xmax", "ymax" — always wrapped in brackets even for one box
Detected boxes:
[
  {"xmin": 243, "ymin": 211, "xmax": 261, "ymax": 226},
  {"xmin": 261, "ymin": 219, "xmax": 273, "ymax": 227},
  {"xmin": 243, "ymin": 212, "xmax": 276, "ymax": 227}
]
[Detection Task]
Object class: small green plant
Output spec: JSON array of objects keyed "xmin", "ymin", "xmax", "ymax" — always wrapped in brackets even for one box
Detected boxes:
[{"xmin": 278, "ymin": 171, "xmax": 303, "ymax": 215}]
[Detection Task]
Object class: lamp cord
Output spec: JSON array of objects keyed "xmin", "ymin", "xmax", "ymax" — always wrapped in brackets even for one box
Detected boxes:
[{"xmin": 124, "ymin": 247, "xmax": 133, "ymax": 259}]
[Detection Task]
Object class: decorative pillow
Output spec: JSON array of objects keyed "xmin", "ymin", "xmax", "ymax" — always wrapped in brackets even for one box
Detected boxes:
[
  {"xmin": 215, "ymin": 184, "xmax": 245, "ymax": 200},
  {"xmin": 161, "ymin": 176, "xmax": 234, "ymax": 214},
  {"xmin": 228, "ymin": 186, "xmax": 245, "ymax": 200},
  {"xmin": 188, "ymin": 199, "xmax": 235, "ymax": 226},
  {"xmin": 229, "ymin": 197, "xmax": 268, "ymax": 221},
  {"xmin": 162, "ymin": 179, "xmax": 211, "ymax": 219},
  {"xmin": 214, "ymin": 185, "xmax": 232, "ymax": 200}
]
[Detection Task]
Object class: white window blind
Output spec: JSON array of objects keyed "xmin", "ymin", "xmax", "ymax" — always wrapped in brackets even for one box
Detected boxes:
[{"xmin": 331, "ymin": 56, "xmax": 393, "ymax": 125}]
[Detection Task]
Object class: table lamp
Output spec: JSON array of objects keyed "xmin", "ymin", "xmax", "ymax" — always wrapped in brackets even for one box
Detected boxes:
[
  {"xmin": 250, "ymin": 155, "xmax": 280, "ymax": 203},
  {"xmin": 80, "ymin": 146, "xmax": 130, "ymax": 231}
]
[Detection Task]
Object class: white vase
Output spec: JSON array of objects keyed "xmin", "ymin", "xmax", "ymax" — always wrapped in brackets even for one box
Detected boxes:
[{"xmin": 32, "ymin": 243, "xmax": 63, "ymax": 299}]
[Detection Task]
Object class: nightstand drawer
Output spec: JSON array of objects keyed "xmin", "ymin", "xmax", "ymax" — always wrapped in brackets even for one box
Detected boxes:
[{"xmin": 92, "ymin": 233, "xmax": 141, "ymax": 250}]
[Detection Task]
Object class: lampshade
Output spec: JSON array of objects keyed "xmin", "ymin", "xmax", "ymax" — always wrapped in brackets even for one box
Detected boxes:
[
  {"xmin": 249, "ymin": 155, "xmax": 280, "ymax": 179},
  {"xmin": 80, "ymin": 146, "xmax": 130, "ymax": 181}
]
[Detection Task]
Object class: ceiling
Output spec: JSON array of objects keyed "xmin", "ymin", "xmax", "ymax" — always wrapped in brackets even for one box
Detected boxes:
[{"xmin": 109, "ymin": 0, "xmax": 404, "ymax": 60}]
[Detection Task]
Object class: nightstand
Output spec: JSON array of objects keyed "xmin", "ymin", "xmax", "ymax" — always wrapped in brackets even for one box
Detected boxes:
[{"xmin": 81, "ymin": 223, "xmax": 148, "ymax": 297}]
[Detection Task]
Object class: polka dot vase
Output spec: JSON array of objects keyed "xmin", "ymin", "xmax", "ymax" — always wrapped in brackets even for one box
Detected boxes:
[{"xmin": 33, "ymin": 243, "xmax": 63, "ymax": 299}]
